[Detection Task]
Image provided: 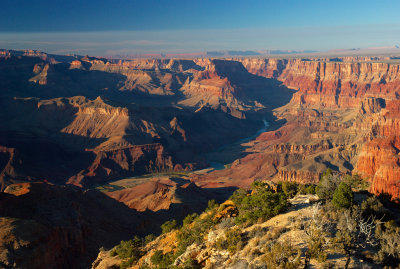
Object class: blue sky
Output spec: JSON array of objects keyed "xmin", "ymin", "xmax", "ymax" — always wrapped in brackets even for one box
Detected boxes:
[{"xmin": 0, "ymin": 0, "xmax": 399, "ymax": 55}]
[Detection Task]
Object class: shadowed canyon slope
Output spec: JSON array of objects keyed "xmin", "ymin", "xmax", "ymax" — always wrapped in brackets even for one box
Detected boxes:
[{"xmin": 0, "ymin": 51, "xmax": 294, "ymax": 189}]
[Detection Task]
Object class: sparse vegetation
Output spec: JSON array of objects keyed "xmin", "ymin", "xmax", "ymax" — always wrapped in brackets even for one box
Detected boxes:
[
  {"xmin": 216, "ymin": 227, "xmax": 243, "ymax": 253},
  {"xmin": 110, "ymin": 237, "xmax": 144, "ymax": 269},
  {"xmin": 262, "ymin": 242, "xmax": 302, "ymax": 269},
  {"xmin": 161, "ymin": 219, "xmax": 178, "ymax": 234}
]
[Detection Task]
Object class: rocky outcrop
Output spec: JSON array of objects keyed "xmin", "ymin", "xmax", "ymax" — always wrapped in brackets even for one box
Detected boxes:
[{"xmin": 239, "ymin": 58, "xmax": 400, "ymax": 108}]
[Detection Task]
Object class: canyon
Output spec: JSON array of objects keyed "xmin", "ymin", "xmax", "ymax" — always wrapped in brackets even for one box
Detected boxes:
[{"xmin": 1, "ymin": 49, "xmax": 400, "ymax": 267}]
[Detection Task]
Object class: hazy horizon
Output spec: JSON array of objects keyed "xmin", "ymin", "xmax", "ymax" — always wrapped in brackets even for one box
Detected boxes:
[{"xmin": 1, "ymin": 0, "xmax": 400, "ymax": 56}]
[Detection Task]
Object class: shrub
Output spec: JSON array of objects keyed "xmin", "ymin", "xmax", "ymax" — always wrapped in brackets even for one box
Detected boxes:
[
  {"xmin": 216, "ymin": 227, "xmax": 243, "ymax": 253},
  {"xmin": 332, "ymin": 182, "xmax": 353, "ymax": 209},
  {"xmin": 207, "ymin": 200, "xmax": 218, "ymax": 211},
  {"xmin": 161, "ymin": 219, "xmax": 178, "ymax": 234},
  {"xmin": 110, "ymin": 237, "xmax": 144, "ymax": 269},
  {"xmin": 182, "ymin": 213, "xmax": 199, "ymax": 226},
  {"xmin": 281, "ymin": 181, "xmax": 298, "ymax": 198},
  {"xmin": 263, "ymin": 242, "xmax": 302, "ymax": 269},
  {"xmin": 316, "ymin": 171, "xmax": 341, "ymax": 200},
  {"xmin": 144, "ymin": 234, "xmax": 156, "ymax": 245},
  {"xmin": 230, "ymin": 188, "xmax": 248, "ymax": 205},
  {"xmin": 150, "ymin": 250, "xmax": 175, "ymax": 268},
  {"xmin": 234, "ymin": 188, "xmax": 288, "ymax": 225},
  {"xmin": 305, "ymin": 185, "xmax": 316, "ymax": 194},
  {"xmin": 375, "ymin": 220, "xmax": 400, "ymax": 265},
  {"xmin": 361, "ymin": 196, "xmax": 392, "ymax": 220},
  {"xmin": 176, "ymin": 211, "xmax": 217, "ymax": 254}
]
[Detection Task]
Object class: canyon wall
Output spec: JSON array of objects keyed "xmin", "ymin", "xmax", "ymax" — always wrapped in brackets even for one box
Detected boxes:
[
  {"xmin": 245, "ymin": 58, "xmax": 400, "ymax": 199},
  {"xmin": 194, "ymin": 57, "xmax": 400, "ymax": 200}
]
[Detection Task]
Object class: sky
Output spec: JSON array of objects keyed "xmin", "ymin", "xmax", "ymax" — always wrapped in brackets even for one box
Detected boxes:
[{"xmin": 0, "ymin": 0, "xmax": 399, "ymax": 56}]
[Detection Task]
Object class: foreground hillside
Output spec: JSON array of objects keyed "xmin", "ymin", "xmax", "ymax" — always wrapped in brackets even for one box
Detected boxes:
[{"xmin": 93, "ymin": 173, "xmax": 400, "ymax": 268}]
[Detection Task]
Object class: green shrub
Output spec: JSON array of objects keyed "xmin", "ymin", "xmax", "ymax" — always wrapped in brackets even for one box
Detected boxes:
[
  {"xmin": 361, "ymin": 196, "xmax": 392, "ymax": 220},
  {"xmin": 207, "ymin": 200, "xmax": 219, "ymax": 211},
  {"xmin": 344, "ymin": 174, "xmax": 369, "ymax": 191},
  {"xmin": 281, "ymin": 181, "xmax": 298, "ymax": 198},
  {"xmin": 161, "ymin": 219, "xmax": 178, "ymax": 234},
  {"xmin": 230, "ymin": 188, "xmax": 248, "ymax": 205},
  {"xmin": 144, "ymin": 234, "xmax": 156, "ymax": 245},
  {"xmin": 332, "ymin": 182, "xmax": 353, "ymax": 209},
  {"xmin": 234, "ymin": 188, "xmax": 288, "ymax": 225},
  {"xmin": 183, "ymin": 213, "xmax": 199, "ymax": 226},
  {"xmin": 176, "ymin": 211, "xmax": 217, "ymax": 254},
  {"xmin": 305, "ymin": 185, "xmax": 316, "ymax": 194},
  {"xmin": 110, "ymin": 237, "xmax": 144, "ymax": 269},
  {"xmin": 216, "ymin": 228, "xmax": 243, "ymax": 253},
  {"xmin": 150, "ymin": 250, "xmax": 175, "ymax": 268}
]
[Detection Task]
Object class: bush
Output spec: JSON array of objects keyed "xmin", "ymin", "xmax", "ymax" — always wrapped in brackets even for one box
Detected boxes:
[
  {"xmin": 144, "ymin": 234, "xmax": 156, "ymax": 245},
  {"xmin": 332, "ymin": 182, "xmax": 353, "ymax": 209},
  {"xmin": 281, "ymin": 181, "xmax": 298, "ymax": 198},
  {"xmin": 361, "ymin": 196, "xmax": 392, "ymax": 220},
  {"xmin": 207, "ymin": 200, "xmax": 219, "ymax": 211},
  {"xmin": 305, "ymin": 185, "xmax": 316, "ymax": 194},
  {"xmin": 344, "ymin": 174, "xmax": 369, "ymax": 191},
  {"xmin": 230, "ymin": 188, "xmax": 248, "ymax": 205},
  {"xmin": 161, "ymin": 219, "xmax": 178, "ymax": 234},
  {"xmin": 183, "ymin": 213, "xmax": 198, "ymax": 226},
  {"xmin": 263, "ymin": 242, "xmax": 302, "ymax": 268},
  {"xmin": 216, "ymin": 227, "xmax": 243, "ymax": 253},
  {"xmin": 110, "ymin": 237, "xmax": 144, "ymax": 269},
  {"xmin": 375, "ymin": 220, "xmax": 400, "ymax": 265},
  {"xmin": 234, "ymin": 188, "xmax": 288, "ymax": 225},
  {"xmin": 150, "ymin": 250, "xmax": 175, "ymax": 268},
  {"xmin": 316, "ymin": 171, "xmax": 341, "ymax": 200},
  {"xmin": 176, "ymin": 211, "xmax": 217, "ymax": 254}
]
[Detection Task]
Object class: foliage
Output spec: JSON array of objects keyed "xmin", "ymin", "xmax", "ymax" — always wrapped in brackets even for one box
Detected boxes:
[
  {"xmin": 304, "ymin": 204, "xmax": 330, "ymax": 263},
  {"xmin": 110, "ymin": 237, "xmax": 144, "ymax": 269},
  {"xmin": 280, "ymin": 181, "xmax": 298, "ymax": 198},
  {"xmin": 316, "ymin": 171, "xmax": 341, "ymax": 200},
  {"xmin": 182, "ymin": 213, "xmax": 199, "ymax": 226},
  {"xmin": 207, "ymin": 200, "xmax": 219, "ymax": 211},
  {"xmin": 233, "ymin": 186, "xmax": 288, "ymax": 225},
  {"xmin": 176, "ymin": 211, "xmax": 217, "ymax": 255},
  {"xmin": 216, "ymin": 227, "xmax": 243, "ymax": 253},
  {"xmin": 262, "ymin": 242, "xmax": 302, "ymax": 269},
  {"xmin": 161, "ymin": 219, "xmax": 178, "ymax": 234},
  {"xmin": 375, "ymin": 220, "xmax": 400, "ymax": 265},
  {"xmin": 150, "ymin": 250, "xmax": 175, "ymax": 268},
  {"xmin": 305, "ymin": 184, "xmax": 316, "ymax": 194},
  {"xmin": 332, "ymin": 182, "xmax": 353, "ymax": 209},
  {"xmin": 230, "ymin": 188, "xmax": 248, "ymax": 205},
  {"xmin": 361, "ymin": 196, "xmax": 392, "ymax": 220},
  {"xmin": 343, "ymin": 174, "xmax": 370, "ymax": 191},
  {"xmin": 144, "ymin": 234, "xmax": 156, "ymax": 245}
]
